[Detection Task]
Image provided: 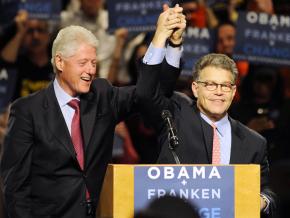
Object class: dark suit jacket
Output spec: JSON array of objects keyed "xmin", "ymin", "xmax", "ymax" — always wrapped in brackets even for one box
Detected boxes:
[
  {"xmin": 0, "ymin": 78, "xmax": 137, "ymax": 218},
  {"xmin": 137, "ymin": 61, "xmax": 276, "ymax": 215}
]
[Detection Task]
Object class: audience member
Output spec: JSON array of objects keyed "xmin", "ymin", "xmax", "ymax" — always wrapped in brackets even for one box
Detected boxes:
[
  {"xmin": 61, "ymin": 0, "xmax": 123, "ymax": 79},
  {"xmin": 0, "ymin": 106, "xmax": 9, "ymax": 150},
  {"xmin": 135, "ymin": 195, "xmax": 200, "ymax": 218},
  {"xmin": 215, "ymin": 21, "xmax": 249, "ymax": 101},
  {"xmin": 215, "ymin": 22, "xmax": 236, "ymax": 58},
  {"xmin": 0, "ymin": 10, "xmax": 54, "ymax": 100},
  {"xmin": 229, "ymin": 0, "xmax": 274, "ymax": 23},
  {"xmin": 230, "ymin": 66, "xmax": 290, "ymax": 163}
]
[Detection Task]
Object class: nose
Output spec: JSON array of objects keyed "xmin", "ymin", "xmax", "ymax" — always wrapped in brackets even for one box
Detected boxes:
[
  {"xmin": 87, "ymin": 64, "xmax": 96, "ymax": 76},
  {"xmin": 215, "ymin": 84, "xmax": 223, "ymax": 95},
  {"xmin": 32, "ymin": 30, "xmax": 40, "ymax": 39},
  {"xmin": 87, "ymin": 67, "xmax": 94, "ymax": 75}
]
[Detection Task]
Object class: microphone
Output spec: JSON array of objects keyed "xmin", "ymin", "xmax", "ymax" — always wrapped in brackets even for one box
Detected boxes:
[{"xmin": 161, "ymin": 110, "xmax": 179, "ymax": 149}]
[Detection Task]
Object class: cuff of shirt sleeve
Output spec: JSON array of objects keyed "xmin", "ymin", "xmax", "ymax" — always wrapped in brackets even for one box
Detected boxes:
[
  {"xmin": 165, "ymin": 44, "xmax": 183, "ymax": 68},
  {"xmin": 143, "ymin": 43, "xmax": 166, "ymax": 65},
  {"xmin": 261, "ymin": 193, "xmax": 270, "ymax": 214}
]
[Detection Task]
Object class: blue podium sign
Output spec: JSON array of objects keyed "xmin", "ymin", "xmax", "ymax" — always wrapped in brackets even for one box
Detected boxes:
[
  {"xmin": 182, "ymin": 27, "xmax": 215, "ymax": 76},
  {"xmin": 107, "ymin": 0, "xmax": 170, "ymax": 32},
  {"xmin": 234, "ymin": 12, "xmax": 290, "ymax": 66},
  {"xmin": 134, "ymin": 166, "xmax": 234, "ymax": 218}
]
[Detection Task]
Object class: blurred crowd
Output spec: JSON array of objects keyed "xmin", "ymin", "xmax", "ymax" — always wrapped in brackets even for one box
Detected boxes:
[{"xmin": 0, "ymin": 0, "xmax": 290, "ymax": 217}]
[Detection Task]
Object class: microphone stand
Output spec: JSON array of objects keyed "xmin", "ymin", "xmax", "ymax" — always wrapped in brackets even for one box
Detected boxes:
[
  {"xmin": 167, "ymin": 133, "xmax": 181, "ymax": 164},
  {"xmin": 163, "ymin": 112, "xmax": 181, "ymax": 164}
]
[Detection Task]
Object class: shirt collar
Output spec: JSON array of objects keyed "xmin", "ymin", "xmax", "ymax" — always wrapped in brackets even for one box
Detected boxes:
[
  {"xmin": 53, "ymin": 78, "xmax": 80, "ymax": 107},
  {"xmin": 200, "ymin": 112, "xmax": 230, "ymax": 137}
]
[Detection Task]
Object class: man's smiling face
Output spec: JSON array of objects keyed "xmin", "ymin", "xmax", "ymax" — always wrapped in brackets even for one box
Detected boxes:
[
  {"xmin": 56, "ymin": 43, "xmax": 97, "ymax": 97},
  {"xmin": 192, "ymin": 66, "xmax": 236, "ymax": 122}
]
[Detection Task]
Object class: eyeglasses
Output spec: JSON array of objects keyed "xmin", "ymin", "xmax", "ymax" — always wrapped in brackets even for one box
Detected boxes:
[{"xmin": 196, "ymin": 81, "xmax": 236, "ymax": 92}]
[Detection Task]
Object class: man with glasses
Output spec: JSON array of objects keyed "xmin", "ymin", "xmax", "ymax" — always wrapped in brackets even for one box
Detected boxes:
[{"xmin": 137, "ymin": 20, "xmax": 276, "ymax": 216}]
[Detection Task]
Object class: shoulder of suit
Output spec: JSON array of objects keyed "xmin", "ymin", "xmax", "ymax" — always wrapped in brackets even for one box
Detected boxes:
[
  {"xmin": 13, "ymin": 87, "xmax": 46, "ymax": 105},
  {"xmin": 172, "ymin": 91, "xmax": 194, "ymax": 105},
  {"xmin": 87, "ymin": 79, "xmax": 116, "ymax": 102},
  {"xmin": 230, "ymin": 117, "xmax": 266, "ymax": 144},
  {"xmin": 10, "ymin": 88, "xmax": 46, "ymax": 116},
  {"xmin": 90, "ymin": 78, "xmax": 112, "ymax": 91}
]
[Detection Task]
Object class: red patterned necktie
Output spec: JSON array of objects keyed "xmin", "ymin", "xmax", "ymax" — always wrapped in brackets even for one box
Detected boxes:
[
  {"xmin": 68, "ymin": 99, "xmax": 84, "ymax": 170},
  {"xmin": 211, "ymin": 123, "xmax": 221, "ymax": 164}
]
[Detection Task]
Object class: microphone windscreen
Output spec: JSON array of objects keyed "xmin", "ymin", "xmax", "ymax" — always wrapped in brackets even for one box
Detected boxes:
[{"xmin": 161, "ymin": 110, "xmax": 172, "ymax": 120}]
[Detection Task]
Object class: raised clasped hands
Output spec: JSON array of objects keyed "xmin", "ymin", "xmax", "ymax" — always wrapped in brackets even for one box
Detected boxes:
[{"xmin": 152, "ymin": 4, "xmax": 186, "ymax": 48}]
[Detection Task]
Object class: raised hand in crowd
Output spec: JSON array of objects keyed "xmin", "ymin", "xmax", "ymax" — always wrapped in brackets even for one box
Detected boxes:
[
  {"xmin": 14, "ymin": 10, "xmax": 29, "ymax": 35},
  {"xmin": 1, "ymin": 10, "xmax": 28, "ymax": 62}
]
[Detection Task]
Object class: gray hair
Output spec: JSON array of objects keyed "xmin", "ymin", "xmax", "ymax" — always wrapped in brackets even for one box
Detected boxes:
[
  {"xmin": 193, "ymin": 53, "xmax": 238, "ymax": 82},
  {"xmin": 51, "ymin": 25, "xmax": 99, "ymax": 73}
]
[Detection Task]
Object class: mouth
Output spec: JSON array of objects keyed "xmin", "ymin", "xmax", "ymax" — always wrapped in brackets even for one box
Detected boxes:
[
  {"xmin": 31, "ymin": 40, "xmax": 41, "ymax": 47},
  {"xmin": 210, "ymin": 99, "xmax": 225, "ymax": 103},
  {"xmin": 80, "ymin": 75, "xmax": 93, "ymax": 82}
]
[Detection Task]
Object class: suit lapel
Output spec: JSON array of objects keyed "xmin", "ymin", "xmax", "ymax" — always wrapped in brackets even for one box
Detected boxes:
[
  {"xmin": 44, "ymin": 83, "xmax": 78, "ymax": 162},
  {"xmin": 80, "ymin": 93, "xmax": 97, "ymax": 149},
  {"xmin": 229, "ymin": 118, "xmax": 247, "ymax": 164},
  {"xmin": 193, "ymin": 105, "xmax": 212, "ymax": 163}
]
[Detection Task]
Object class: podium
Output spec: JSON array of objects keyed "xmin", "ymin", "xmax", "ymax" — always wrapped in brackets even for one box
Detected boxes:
[{"xmin": 97, "ymin": 164, "xmax": 260, "ymax": 218}]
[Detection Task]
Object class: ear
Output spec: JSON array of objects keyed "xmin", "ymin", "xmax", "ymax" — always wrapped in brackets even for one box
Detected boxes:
[
  {"xmin": 191, "ymin": 81, "xmax": 198, "ymax": 98},
  {"xmin": 231, "ymin": 85, "xmax": 237, "ymax": 100},
  {"xmin": 55, "ymin": 53, "xmax": 64, "ymax": 72}
]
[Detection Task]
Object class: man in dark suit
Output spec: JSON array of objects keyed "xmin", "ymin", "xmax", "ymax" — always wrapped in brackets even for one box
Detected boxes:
[
  {"xmin": 137, "ymin": 5, "xmax": 275, "ymax": 216},
  {"xmin": 0, "ymin": 5, "xmax": 186, "ymax": 216},
  {"xmin": 0, "ymin": 25, "xmax": 139, "ymax": 218}
]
